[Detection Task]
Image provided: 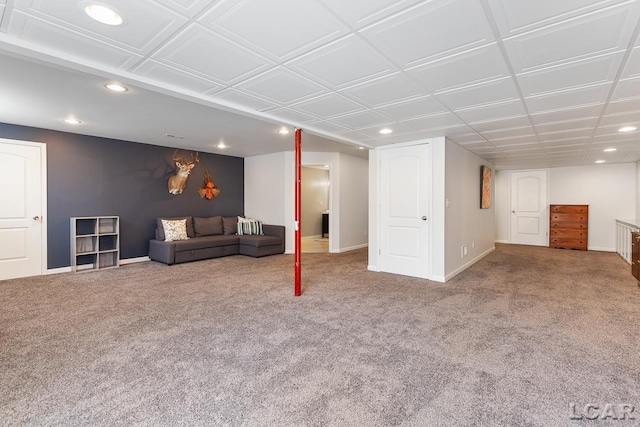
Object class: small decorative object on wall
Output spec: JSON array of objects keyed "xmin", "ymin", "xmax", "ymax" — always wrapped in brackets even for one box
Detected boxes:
[
  {"xmin": 197, "ymin": 165, "xmax": 221, "ymax": 200},
  {"xmin": 481, "ymin": 165, "xmax": 492, "ymax": 209},
  {"xmin": 168, "ymin": 149, "xmax": 199, "ymax": 195}
]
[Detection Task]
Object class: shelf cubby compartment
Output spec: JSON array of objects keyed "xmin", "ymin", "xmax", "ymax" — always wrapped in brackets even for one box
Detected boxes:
[{"xmin": 71, "ymin": 216, "xmax": 120, "ymax": 272}]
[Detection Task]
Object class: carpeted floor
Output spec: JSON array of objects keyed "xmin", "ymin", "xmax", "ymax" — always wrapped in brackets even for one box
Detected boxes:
[{"xmin": 1, "ymin": 244, "xmax": 639, "ymax": 426}]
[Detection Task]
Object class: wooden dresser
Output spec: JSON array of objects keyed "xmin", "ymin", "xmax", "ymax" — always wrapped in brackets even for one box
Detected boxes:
[
  {"xmin": 632, "ymin": 231, "xmax": 640, "ymax": 282},
  {"xmin": 549, "ymin": 205, "xmax": 588, "ymax": 251}
]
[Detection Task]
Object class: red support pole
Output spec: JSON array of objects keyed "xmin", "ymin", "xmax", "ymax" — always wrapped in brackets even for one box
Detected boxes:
[{"xmin": 294, "ymin": 128, "xmax": 302, "ymax": 297}]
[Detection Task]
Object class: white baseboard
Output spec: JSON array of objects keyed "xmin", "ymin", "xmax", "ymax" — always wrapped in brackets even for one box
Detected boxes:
[
  {"xmin": 494, "ymin": 239, "xmax": 510, "ymax": 244},
  {"xmin": 333, "ymin": 243, "xmax": 368, "ymax": 253},
  {"xmin": 587, "ymin": 246, "xmax": 615, "ymax": 252},
  {"xmin": 120, "ymin": 256, "xmax": 151, "ymax": 265},
  {"xmin": 302, "ymin": 235, "xmax": 322, "ymax": 240},
  {"xmin": 47, "ymin": 266, "xmax": 71, "ymax": 275},
  {"xmin": 430, "ymin": 275, "xmax": 446, "ymax": 283},
  {"xmin": 367, "ymin": 265, "xmax": 380, "ymax": 272},
  {"xmin": 444, "ymin": 246, "xmax": 496, "ymax": 282}
]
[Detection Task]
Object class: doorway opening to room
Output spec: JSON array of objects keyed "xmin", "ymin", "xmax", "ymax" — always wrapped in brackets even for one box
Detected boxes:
[{"xmin": 301, "ymin": 165, "xmax": 330, "ymax": 253}]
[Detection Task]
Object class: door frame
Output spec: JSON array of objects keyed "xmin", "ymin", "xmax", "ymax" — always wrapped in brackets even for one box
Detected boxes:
[
  {"xmin": 376, "ymin": 140, "xmax": 433, "ymax": 280},
  {"xmin": 0, "ymin": 138, "xmax": 48, "ymax": 277}
]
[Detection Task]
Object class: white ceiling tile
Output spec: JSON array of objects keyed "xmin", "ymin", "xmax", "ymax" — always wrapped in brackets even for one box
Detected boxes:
[
  {"xmin": 540, "ymin": 139, "xmax": 587, "ymax": 149},
  {"xmin": 480, "ymin": 126, "xmax": 536, "ymax": 140},
  {"xmin": 611, "ymin": 76, "xmax": 640, "ymax": 102},
  {"xmin": 153, "ymin": 26, "xmax": 275, "ymax": 85},
  {"xmin": 235, "ymin": 67, "xmax": 327, "ymax": 105},
  {"xmin": 503, "ymin": 2, "xmax": 640, "ymax": 73},
  {"xmin": 487, "ymin": 0, "xmax": 628, "ymax": 37},
  {"xmin": 539, "ymin": 128, "xmax": 593, "ymax": 142},
  {"xmin": 530, "ymin": 104, "xmax": 604, "ymax": 125},
  {"xmin": 374, "ymin": 96, "xmax": 449, "ymax": 121},
  {"xmin": 329, "ymin": 111, "xmax": 392, "ymax": 129},
  {"xmin": 495, "ymin": 144, "xmax": 541, "ymax": 153},
  {"xmin": 289, "ymin": 93, "xmax": 364, "ymax": 118},
  {"xmin": 593, "ymin": 130, "xmax": 640, "ymax": 141},
  {"xmin": 7, "ymin": 11, "xmax": 142, "ymax": 69},
  {"xmin": 340, "ymin": 73, "xmax": 426, "ymax": 107},
  {"xmin": 525, "ymin": 83, "xmax": 611, "ymax": 114},
  {"xmin": 0, "ymin": 5, "xmax": 4, "ymax": 22},
  {"xmin": 13, "ymin": 0, "xmax": 188, "ymax": 53},
  {"xmin": 599, "ymin": 111, "xmax": 640, "ymax": 128},
  {"xmin": 305, "ymin": 121, "xmax": 350, "ymax": 134},
  {"xmin": 436, "ymin": 77, "xmax": 520, "ymax": 110},
  {"xmin": 517, "ymin": 52, "xmax": 624, "ymax": 97},
  {"xmin": 620, "ymin": 46, "xmax": 640, "ymax": 79},
  {"xmin": 201, "ymin": 0, "xmax": 349, "ymax": 61},
  {"xmin": 400, "ymin": 112, "xmax": 466, "ymax": 132},
  {"xmin": 287, "ymin": 35, "xmax": 396, "ymax": 89},
  {"xmin": 605, "ymin": 98, "xmax": 640, "ymax": 115},
  {"xmin": 456, "ymin": 99, "xmax": 526, "ymax": 124},
  {"xmin": 321, "ymin": 0, "xmax": 421, "ymax": 28},
  {"xmin": 472, "ymin": 116, "xmax": 532, "ymax": 133},
  {"xmin": 360, "ymin": 0, "xmax": 494, "ymax": 68},
  {"xmin": 490, "ymin": 136, "xmax": 539, "ymax": 146},
  {"xmin": 213, "ymin": 88, "xmax": 278, "ymax": 112},
  {"xmin": 153, "ymin": 0, "xmax": 214, "ymax": 17},
  {"xmin": 448, "ymin": 133, "xmax": 486, "ymax": 144},
  {"xmin": 535, "ymin": 117, "xmax": 599, "ymax": 134},
  {"xmin": 133, "ymin": 60, "xmax": 223, "ymax": 94},
  {"xmin": 407, "ymin": 43, "xmax": 510, "ymax": 93}
]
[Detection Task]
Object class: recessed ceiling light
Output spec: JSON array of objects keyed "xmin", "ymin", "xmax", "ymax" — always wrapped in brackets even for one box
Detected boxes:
[
  {"xmin": 603, "ymin": 148, "xmax": 617, "ymax": 152},
  {"xmin": 84, "ymin": 3, "xmax": 124, "ymax": 26},
  {"xmin": 618, "ymin": 126, "xmax": 637, "ymax": 132},
  {"xmin": 595, "ymin": 160, "xmax": 605, "ymax": 164},
  {"xmin": 358, "ymin": 146, "xmax": 365, "ymax": 150},
  {"xmin": 379, "ymin": 128, "xmax": 393, "ymax": 134},
  {"xmin": 278, "ymin": 127, "xmax": 290, "ymax": 135},
  {"xmin": 105, "ymin": 83, "xmax": 128, "ymax": 92},
  {"xmin": 217, "ymin": 142, "xmax": 226, "ymax": 149},
  {"xmin": 64, "ymin": 118, "xmax": 81, "ymax": 125}
]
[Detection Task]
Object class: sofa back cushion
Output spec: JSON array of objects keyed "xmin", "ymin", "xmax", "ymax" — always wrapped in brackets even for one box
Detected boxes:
[
  {"xmin": 193, "ymin": 216, "xmax": 223, "ymax": 236},
  {"xmin": 157, "ymin": 216, "xmax": 194, "ymax": 240},
  {"xmin": 222, "ymin": 216, "xmax": 238, "ymax": 235}
]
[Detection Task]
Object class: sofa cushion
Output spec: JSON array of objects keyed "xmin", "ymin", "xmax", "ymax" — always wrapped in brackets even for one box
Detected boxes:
[
  {"xmin": 193, "ymin": 216, "xmax": 223, "ymax": 236},
  {"xmin": 238, "ymin": 234, "xmax": 282, "ymax": 247},
  {"xmin": 161, "ymin": 219, "xmax": 190, "ymax": 242},
  {"xmin": 173, "ymin": 235, "xmax": 239, "ymax": 251},
  {"xmin": 222, "ymin": 216, "xmax": 238, "ymax": 235},
  {"xmin": 157, "ymin": 216, "xmax": 194, "ymax": 240},
  {"xmin": 237, "ymin": 217, "xmax": 263, "ymax": 235}
]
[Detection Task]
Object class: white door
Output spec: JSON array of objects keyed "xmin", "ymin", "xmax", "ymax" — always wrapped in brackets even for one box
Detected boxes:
[
  {"xmin": 379, "ymin": 144, "xmax": 430, "ymax": 279},
  {"xmin": 0, "ymin": 140, "xmax": 46, "ymax": 280},
  {"xmin": 510, "ymin": 170, "xmax": 548, "ymax": 246}
]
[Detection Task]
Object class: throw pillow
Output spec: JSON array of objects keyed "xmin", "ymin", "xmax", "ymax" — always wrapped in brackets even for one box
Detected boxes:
[
  {"xmin": 157, "ymin": 216, "xmax": 194, "ymax": 240},
  {"xmin": 193, "ymin": 216, "xmax": 223, "ymax": 236},
  {"xmin": 222, "ymin": 216, "xmax": 238, "ymax": 235},
  {"xmin": 237, "ymin": 216, "xmax": 264, "ymax": 236},
  {"xmin": 161, "ymin": 219, "xmax": 189, "ymax": 242}
]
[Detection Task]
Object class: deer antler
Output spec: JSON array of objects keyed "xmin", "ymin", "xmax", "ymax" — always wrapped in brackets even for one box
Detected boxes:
[
  {"xmin": 192, "ymin": 152, "xmax": 200, "ymax": 164},
  {"xmin": 173, "ymin": 149, "xmax": 185, "ymax": 163}
]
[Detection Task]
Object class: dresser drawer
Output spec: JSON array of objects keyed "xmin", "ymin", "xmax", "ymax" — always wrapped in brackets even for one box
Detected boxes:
[
  {"xmin": 550, "ymin": 229, "xmax": 587, "ymax": 238},
  {"xmin": 550, "ymin": 205, "xmax": 588, "ymax": 214},
  {"xmin": 549, "ymin": 237, "xmax": 587, "ymax": 250},
  {"xmin": 550, "ymin": 221, "xmax": 587, "ymax": 230},
  {"xmin": 550, "ymin": 213, "xmax": 588, "ymax": 223}
]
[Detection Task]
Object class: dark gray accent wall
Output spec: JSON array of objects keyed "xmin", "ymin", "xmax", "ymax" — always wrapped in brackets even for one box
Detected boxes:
[{"xmin": 0, "ymin": 122, "xmax": 244, "ymax": 269}]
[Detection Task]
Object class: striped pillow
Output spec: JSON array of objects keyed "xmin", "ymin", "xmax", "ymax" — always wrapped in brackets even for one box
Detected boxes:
[{"xmin": 237, "ymin": 217, "xmax": 263, "ymax": 235}]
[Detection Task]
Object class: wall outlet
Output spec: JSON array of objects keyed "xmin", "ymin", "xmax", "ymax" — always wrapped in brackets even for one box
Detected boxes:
[
  {"xmin": 463, "ymin": 246, "xmax": 468, "ymax": 257},
  {"xmin": 461, "ymin": 246, "xmax": 464, "ymax": 258},
  {"xmin": 472, "ymin": 241, "xmax": 475, "ymax": 248}
]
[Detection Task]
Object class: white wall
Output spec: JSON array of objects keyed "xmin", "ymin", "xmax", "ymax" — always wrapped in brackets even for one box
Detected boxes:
[
  {"xmin": 246, "ymin": 150, "xmax": 367, "ymax": 254},
  {"xmin": 444, "ymin": 139, "xmax": 496, "ymax": 280},
  {"xmin": 494, "ymin": 163, "xmax": 636, "ymax": 251},
  {"xmin": 549, "ymin": 163, "xmax": 635, "ymax": 251},
  {"xmin": 301, "ymin": 167, "xmax": 329, "ymax": 237}
]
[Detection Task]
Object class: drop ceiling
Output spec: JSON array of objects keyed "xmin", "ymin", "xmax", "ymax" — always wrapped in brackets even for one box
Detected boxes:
[{"xmin": 1, "ymin": 0, "xmax": 640, "ymax": 169}]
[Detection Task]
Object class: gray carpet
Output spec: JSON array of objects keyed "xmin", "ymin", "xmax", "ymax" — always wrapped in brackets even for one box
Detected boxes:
[{"xmin": 1, "ymin": 244, "xmax": 639, "ymax": 426}]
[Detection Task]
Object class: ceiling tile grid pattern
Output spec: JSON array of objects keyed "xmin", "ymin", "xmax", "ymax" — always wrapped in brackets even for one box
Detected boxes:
[{"xmin": 0, "ymin": 0, "xmax": 639, "ymax": 168}]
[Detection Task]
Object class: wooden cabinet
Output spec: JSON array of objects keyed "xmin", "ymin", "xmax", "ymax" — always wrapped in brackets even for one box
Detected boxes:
[
  {"xmin": 549, "ymin": 205, "xmax": 588, "ymax": 251},
  {"xmin": 632, "ymin": 232, "xmax": 640, "ymax": 282},
  {"xmin": 71, "ymin": 216, "xmax": 120, "ymax": 272}
]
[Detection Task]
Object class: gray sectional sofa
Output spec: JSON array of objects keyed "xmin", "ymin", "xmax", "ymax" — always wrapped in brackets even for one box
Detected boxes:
[{"xmin": 148, "ymin": 215, "xmax": 284, "ymax": 265}]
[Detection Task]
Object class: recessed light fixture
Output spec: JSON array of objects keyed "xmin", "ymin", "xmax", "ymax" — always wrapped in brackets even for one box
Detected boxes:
[
  {"xmin": 595, "ymin": 160, "xmax": 606, "ymax": 164},
  {"xmin": 618, "ymin": 126, "xmax": 637, "ymax": 132},
  {"xmin": 217, "ymin": 142, "xmax": 227, "ymax": 149},
  {"xmin": 379, "ymin": 128, "xmax": 393, "ymax": 134},
  {"xmin": 603, "ymin": 148, "xmax": 617, "ymax": 152},
  {"xmin": 278, "ymin": 127, "xmax": 290, "ymax": 135},
  {"xmin": 84, "ymin": 3, "xmax": 124, "ymax": 26},
  {"xmin": 64, "ymin": 118, "xmax": 81, "ymax": 125},
  {"xmin": 358, "ymin": 146, "xmax": 365, "ymax": 150},
  {"xmin": 324, "ymin": 164, "xmax": 329, "ymax": 168},
  {"xmin": 105, "ymin": 83, "xmax": 128, "ymax": 92}
]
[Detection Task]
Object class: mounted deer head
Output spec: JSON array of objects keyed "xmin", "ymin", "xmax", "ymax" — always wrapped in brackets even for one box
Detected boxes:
[{"xmin": 168, "ymin": 149, "xmax": 199, "ymax": 195}]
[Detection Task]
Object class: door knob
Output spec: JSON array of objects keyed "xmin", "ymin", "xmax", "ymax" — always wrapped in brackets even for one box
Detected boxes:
[
  {"xmin": 33, "ymin": 216, "xmax": 40, "ymax": 221},
  {"xmin": 512, "ymin": 210, "xmax": 516, "ymax": 213},
  {"xmin": 421, "ymin": 216, "xmax": 427, "ymax": 221}
]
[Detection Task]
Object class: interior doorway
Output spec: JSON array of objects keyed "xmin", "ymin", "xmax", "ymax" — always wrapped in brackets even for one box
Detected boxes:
[{"xmin": 301, "ymin": 165, "xmax": 330, "ymax": 253}]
